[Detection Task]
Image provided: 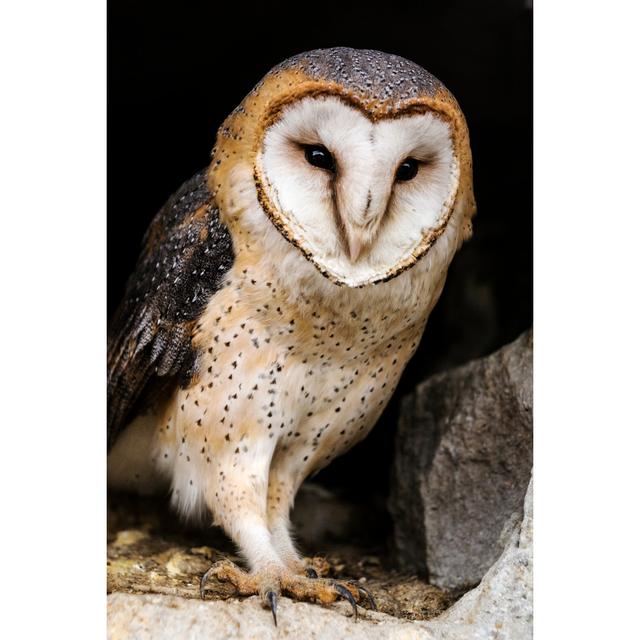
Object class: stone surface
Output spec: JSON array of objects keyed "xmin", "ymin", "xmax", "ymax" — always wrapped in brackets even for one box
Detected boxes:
[
  {"xmin": 107, "ymin": 592, "xmax": 437, "ymax": 640},
  {"xmin": 390, "ymin": 330, "xmax": 533, "ymax": 589},
  {"xmin": 108, "ymin": 481, "xmax": 532, "ymax": 639},
  {"xmin": 430, "ymin": 479, "xmax": 533, "ymax": 640},
  {"xmin": 290, "ymin": 483, "xmax": 376, "ymax": 548}
]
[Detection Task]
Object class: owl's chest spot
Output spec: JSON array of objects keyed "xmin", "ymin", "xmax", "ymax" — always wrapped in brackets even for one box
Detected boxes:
[{"xmin": 155, "ymin": 262, "xmax": 426, "ymax": 481}]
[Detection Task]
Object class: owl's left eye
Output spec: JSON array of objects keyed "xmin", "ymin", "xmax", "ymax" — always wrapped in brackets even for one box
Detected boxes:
[
  {"xmin": 395, "ymin": 158, "xmax": 419, "ymax": 182},
  {"xmin": 304, "ymin": 145, "xmax": 336, "ymax": 173}
]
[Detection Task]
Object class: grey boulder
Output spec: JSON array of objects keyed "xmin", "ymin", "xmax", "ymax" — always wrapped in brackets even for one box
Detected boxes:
[{"xmin": 390, "ymin": 330, "xmax": 533, "ymax": 589}]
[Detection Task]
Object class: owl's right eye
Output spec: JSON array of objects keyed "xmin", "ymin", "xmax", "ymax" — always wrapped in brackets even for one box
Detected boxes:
[{"xmin": 303, "ymin": 145, "xmax": 336, "ymax": 173}]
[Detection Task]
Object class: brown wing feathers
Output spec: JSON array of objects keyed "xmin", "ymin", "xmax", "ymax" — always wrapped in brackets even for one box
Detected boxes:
[{"xmin": 107, "ymin": 170, "xmax": 235, "ymax": 449}]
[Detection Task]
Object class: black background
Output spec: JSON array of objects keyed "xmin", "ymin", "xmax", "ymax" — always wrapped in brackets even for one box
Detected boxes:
[{"xmin": 109, "ymin": 0, "xmax": 532, "ymax": 527}]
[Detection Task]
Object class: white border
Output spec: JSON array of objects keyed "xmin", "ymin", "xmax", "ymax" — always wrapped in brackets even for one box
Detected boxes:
[
  {"xmin": 0, "ymin": 1, "xmax": 106, "ymax": 637},
  {"xmin": 535, "ymin": 1, "xmax": 640, "ymax": 637}
]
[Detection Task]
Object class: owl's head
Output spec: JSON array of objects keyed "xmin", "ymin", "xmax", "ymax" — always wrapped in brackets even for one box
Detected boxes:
[{"xmin": 209, "ymin": 48, "xmax": 475, "ymax": 288}]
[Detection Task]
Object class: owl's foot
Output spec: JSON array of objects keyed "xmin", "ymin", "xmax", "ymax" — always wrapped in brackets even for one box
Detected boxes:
[
  {"xmin": 299, "ymin": 557, "xmax": 375, "ymax": 608},
  {"xmin": 199, "ymin": 559, "xmax": 375, "ymax": 625},
  {"xmin": 299, "ymin": 555, "xmax": 331, "ymax": 578}
]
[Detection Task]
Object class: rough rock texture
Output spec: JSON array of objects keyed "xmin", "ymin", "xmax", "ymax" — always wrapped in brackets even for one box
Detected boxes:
[
  {"xmin": 107, "ymin": 593, "xmax": 437, "ymax": 640},
  {"xmin": 390, "ymin": 330, "xmax": 533, "ymax": 589},
  {"xmin": 430, "ymin": 479, "xmax": 533, "ymax": 640},
  {"xmin": 108, "ymin": 481, "xmax": 532, "ymax": 639}
]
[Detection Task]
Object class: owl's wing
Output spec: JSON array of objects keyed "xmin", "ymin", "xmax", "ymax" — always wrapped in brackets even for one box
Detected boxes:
[{"xmin": 107, "ymin": 169, "xmax": 235, "ymax": 449}]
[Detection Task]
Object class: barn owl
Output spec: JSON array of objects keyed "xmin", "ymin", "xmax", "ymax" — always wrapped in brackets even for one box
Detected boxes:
[{"xmin": 108, "ymin": 47, "xmax": 475, "ymax": 623}]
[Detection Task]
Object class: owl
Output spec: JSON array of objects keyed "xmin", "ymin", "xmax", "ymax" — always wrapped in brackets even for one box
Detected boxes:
[{"xmin": 108, "ymin": 47, "xmax": 475, "ymax": 623}]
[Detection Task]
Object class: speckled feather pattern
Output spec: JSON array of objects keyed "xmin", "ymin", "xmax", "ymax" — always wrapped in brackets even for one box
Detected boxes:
[
  {"xmin": 107, "ymin": 171, "xmax": 234, "ymax": 448},
  {"xmin": 273, "ymin": 48, "xmax": 442, "ymax": 105},
  {"xmin": 152, "ymin": 256, "xmax": 436, "ymax": 525}
]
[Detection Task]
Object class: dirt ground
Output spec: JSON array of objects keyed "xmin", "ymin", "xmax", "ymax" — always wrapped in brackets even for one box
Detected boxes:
[{"xmin": 107, "ymin": 489, "xmax": 464, "ymax": 621}]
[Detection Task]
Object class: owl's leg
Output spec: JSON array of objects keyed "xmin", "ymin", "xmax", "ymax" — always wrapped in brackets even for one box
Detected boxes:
[
  {"xmin": 263, "ymin": 471, "xmax": 376, "ymax": 617},
  {"xmin": 266, "ymin": 472, "xmax": 329, "ymax": 578},
  {"xmin": 265, "ymin": 473, "xmax": 303, "ymax": 572},
  {"xmin": 200, "ymin": 463, "xmax": 373, "ymax": 624},
  {"xmin": 199, "ymin": 456, "xmax": 291, "ymax": 623},
  {"xmin": 270, "ymin": 514, "xmax": 330, "ymax": 578}
]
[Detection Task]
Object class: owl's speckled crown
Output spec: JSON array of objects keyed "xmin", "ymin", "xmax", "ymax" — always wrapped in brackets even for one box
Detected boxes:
[{"xmin": 272, "ymin": 47, "xmax": 443, "ymax": 105}]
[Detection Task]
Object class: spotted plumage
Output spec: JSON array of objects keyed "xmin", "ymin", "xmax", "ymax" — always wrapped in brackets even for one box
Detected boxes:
[
  {"xmin": 107, "ymin": 171, "xmax": 234, "ymax": 449},
  {"xmin": 108, "ymin": 47, "xmax": 475, "ymax": 620}
]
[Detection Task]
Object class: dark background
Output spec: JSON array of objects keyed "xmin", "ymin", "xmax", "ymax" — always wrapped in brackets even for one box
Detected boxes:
[{"xmin": 109, "ymin": 0, "xmax": 532, "ymax": 530}]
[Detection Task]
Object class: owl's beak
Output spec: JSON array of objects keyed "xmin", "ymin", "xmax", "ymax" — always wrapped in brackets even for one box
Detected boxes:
[
  {"xmin": 336, "ymin": 175, "xmax": 390, "ymax": 263},
  {"xmin": 347, "ymin": 236, "xmax": 364, "ymax": 263},
  {"xmin": 342, "ymin": 215, "xmax": 381, "ymax": 263}
]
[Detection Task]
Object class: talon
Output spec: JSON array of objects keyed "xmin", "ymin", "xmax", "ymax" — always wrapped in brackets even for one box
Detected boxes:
[
  {"xmin": 334, "ymin": 583, "xmax": 358, "ymax": 621},
  {"xmin": 266, "ymin": 590, "xmax": 278, "ymax": 627},
  {"xmin": 349, "ymin": 581, "xmax": 376, "ymax": 610},
  {"xmin": 200, "ymin": 566, "xmax": 215, "ymax": 599},
  {"xmin": 200, "ymin": 560, "xmax": 243, "ymax": 598},
  {"xmin": 305, "ymin": 567, "xmax": 318, "ymax": 579}
]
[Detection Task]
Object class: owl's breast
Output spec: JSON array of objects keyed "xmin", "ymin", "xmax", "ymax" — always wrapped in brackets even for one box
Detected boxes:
[{"xmin": 149, "ymin": 258, "xmax": 428, "ymax": 516}]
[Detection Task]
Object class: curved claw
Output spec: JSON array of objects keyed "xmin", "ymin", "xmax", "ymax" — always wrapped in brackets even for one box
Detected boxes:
[
  {"xmin": 333, "ymin": 583, "xmax": 358, "ymax": 621},
  {"xmin": 305, "ymin": 567, "xmax": 318, "ymax": 579},
  {"xmin": 200, "ymin": 566, "xmax": 215, "ymax": 600},
  {"xmin": 266, "ymin": 590, "xmax": 278, "ymax": 627},
  {"xmin": 349, "ymin": 581, "xmax": 377, "ymax": 611}
]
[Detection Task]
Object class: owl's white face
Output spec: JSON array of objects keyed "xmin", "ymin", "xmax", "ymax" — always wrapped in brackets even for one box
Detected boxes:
[{"xmin": 255, "ymin": 95, "xmax": 460, "ymax": 287}]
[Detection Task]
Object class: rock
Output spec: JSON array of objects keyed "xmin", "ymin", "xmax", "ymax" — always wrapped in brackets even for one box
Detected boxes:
[
  {"xmin": 292, "ymin": 483, "xmax": 375, "ymax": 548},
  {"xmin": 390, "ymin": 330, "xmax": 533, "ymax": 589},
  {"xmin": 430, "ymin": 479, "xmax": 533, "ymax": 640},
  {"xmin": 107, "ymin": 481, "xmax": 532, "ymax": 639},
  {"xmin": 107, "ymin": 592, "xmax": 439, "ymax": 640}
]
